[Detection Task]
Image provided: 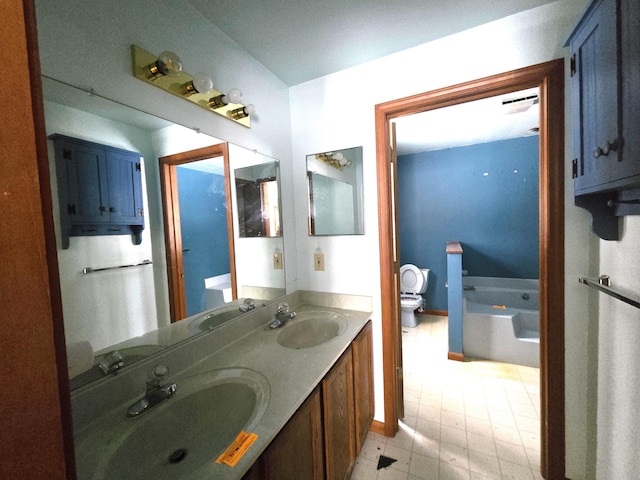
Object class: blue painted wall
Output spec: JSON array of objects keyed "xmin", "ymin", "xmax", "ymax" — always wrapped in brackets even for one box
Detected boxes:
[
  {"xmin": 397, "ymin": 136, "xmax": 539, "ymax": 312},
  {"xmin": 177, "ymin": 167, "xmax": 230, "ymax": 316}
]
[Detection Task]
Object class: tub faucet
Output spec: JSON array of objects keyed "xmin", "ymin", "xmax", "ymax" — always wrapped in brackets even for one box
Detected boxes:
[
  {"xmin": 127, "ymin": 364, "xmax": 176, "ymax": 418},
  {"xmin": 269, "ymin": 303, "xmax": 296, "ymax": 329}
]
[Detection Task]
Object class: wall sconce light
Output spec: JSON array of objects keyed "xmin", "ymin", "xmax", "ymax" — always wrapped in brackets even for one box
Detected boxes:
[
  {"xmin": 229, "ymin": 104, "xmax": 256, "ymax": 120},
  {"xmin": 131, "ymin": 45, "xmax": 255, "ymax": 128},
  {"xmin": 145, "ymin": 51, "xmax": 183, "ymax": 80},
  {"xmin": 316, "ymin": 151, "xmax": 352, "ymax": 169},
  {"xmin": 208, "ymin": 87, "xmax": 243, "ymax": 109},
  {"xmin": 183, "ymin": 72, "xmax": 214, "ymax": 96}
]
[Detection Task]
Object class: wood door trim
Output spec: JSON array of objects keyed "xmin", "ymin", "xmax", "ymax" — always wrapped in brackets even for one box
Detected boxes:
[
  {"xmin": 375, "ymin": 60, "xmax": 565, "ymax": 479},
  {"xmin": 159, "ymin": 143, "xmax": 236, "ymax": 322}
]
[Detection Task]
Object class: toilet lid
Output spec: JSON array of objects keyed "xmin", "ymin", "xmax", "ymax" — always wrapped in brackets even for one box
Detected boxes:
[{"xmin": 400, "ymin": 264, "xmax": 424, "ymax": 294}]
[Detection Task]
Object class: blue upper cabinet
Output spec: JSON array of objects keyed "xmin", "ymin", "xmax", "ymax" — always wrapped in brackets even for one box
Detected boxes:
[
  {"xmin": 567, "ymin": 0, "xmax": 640, "ymax": 239},
  {"xmin": 50, "ymin": 134, "xmax": 145, "ymax": 248}
]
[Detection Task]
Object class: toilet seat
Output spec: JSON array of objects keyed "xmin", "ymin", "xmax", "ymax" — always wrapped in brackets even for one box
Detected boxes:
[{"xmin": 400, "ymin": 264, "xmax": 425, "ymax": 294}]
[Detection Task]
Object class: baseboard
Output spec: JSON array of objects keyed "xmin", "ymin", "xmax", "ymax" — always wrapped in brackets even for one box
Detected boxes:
[
  {"xmin": 418, "ymin": 309, "xmax": 448, "ymax": 316},
  {"xmin": 448, "ymin": 351, "xmax": 464, "ymax": 362},
  {"xmin": 370, "ymin": 420, "xmax": 386, "ymax": 436}
]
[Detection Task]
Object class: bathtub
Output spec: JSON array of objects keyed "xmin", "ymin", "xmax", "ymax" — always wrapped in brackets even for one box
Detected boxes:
[{"xmin": 462, "ymin": 276, "xmax": 539, "ymax": 368}]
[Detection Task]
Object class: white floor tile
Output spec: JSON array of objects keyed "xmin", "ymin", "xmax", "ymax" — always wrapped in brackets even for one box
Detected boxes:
[{"xmin": 358, "ymin": 315, "xmax": 541, "ymax": 480}]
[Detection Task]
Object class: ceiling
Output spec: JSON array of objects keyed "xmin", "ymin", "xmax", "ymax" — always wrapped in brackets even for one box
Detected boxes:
[
  {"xmin": 393, "ymin": 87, "xmax": 540, "ymax": 155},
  {"xmin": 188, "ymin": 0, "xmax": 551, "ymax": 154},
  {"xmin": 187, "ymin": 0, "xmax": 558, "ymax": 87}
]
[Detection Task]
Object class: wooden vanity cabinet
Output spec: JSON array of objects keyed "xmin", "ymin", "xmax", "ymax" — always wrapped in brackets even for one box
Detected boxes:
[
  {"xmin": 246, "ymin": 320, "xmax": 373, "ymax": 480},
  {"xmin": 352, "ymin": 321, "xmax": 374, "ymax": 455},
  {"xmin": 322, "ymin": 347, "xmax": 356, "ymax": 480},
  {"xmin": 258, "ymin": 388, "xmax": 324, "ymax": 480}
]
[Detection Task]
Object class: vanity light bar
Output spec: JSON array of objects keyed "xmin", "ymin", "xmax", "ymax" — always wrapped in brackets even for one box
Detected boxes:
[{"xmin": 131, "ymin": 45, "xmax": 251, "ymax": 128}]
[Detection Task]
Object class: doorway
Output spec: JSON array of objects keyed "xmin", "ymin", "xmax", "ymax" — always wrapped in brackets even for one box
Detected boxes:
[
  {"xmin": 159, "ymin": 143, "xmax": 237, "ymax": 322},
  {"xmin": 375, "ymin": 60, "xmax": 565, "ymax": 479}
]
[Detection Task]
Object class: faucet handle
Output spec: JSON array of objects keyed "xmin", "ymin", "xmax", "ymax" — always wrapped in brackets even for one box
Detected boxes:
[
  {"xmin": 277, "ymin": 302, "xmax": 289, "ymax": 314},
  {"xmin": 146, "ymin": 364, "xmax": 169, "ymax": 388}
]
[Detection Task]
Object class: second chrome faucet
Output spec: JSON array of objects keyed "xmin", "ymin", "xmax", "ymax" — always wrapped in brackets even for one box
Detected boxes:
[
  {"xmin": 127, "ymin": 364, "xmax": 176, "ymax": 418},
  {"xmin": 269, "ymin": 303, "xmax": 296, "ymax": 329}
]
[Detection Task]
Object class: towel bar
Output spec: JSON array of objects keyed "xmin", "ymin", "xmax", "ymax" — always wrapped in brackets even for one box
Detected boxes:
[
  {"xmin": 82, "ymin": 259, "xmax": 152, "ymax": 274},
  {"xmin": 579, "ymin": 276, "xmax": 640, "ymax": 310}
]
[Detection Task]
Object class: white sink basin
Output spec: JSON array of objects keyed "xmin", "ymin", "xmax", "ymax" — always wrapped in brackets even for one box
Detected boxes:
[
  {"xmin": 75, "ymin": 368, "xmax": 270, "ymax": 479},
  {"xmin": 276, "ymin": 311, "xmax": 346, "ymax": 349}
]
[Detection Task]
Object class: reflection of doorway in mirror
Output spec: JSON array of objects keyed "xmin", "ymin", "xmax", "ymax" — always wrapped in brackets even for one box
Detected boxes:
[
  {"xmin": 177, "ymin": 157, "xmax": 230, "ymax": 316},
  {"xmin": 261, "ymin": 180, "xmax": 280, "ymax": 236}
]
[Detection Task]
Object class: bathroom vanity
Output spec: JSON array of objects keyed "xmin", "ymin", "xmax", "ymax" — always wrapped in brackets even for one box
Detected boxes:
[{"xmin": 70, "ymin": 291, "xmax": 373, "ymax": 479}]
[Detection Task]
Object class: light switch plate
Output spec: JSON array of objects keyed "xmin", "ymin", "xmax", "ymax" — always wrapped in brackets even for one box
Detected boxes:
[
  {"xmin": 273, "ymin": 252, "xmax": 283, "ymax": 269},
  {"xmin": 314, "ymin": 253, "xmax": 325, "ymax": 271}
]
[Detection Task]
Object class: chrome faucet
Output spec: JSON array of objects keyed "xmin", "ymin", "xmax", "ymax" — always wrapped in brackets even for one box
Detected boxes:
[
  {"xmin": 126, "ymin": 364, "xmax": 177, "ymax": 418},
  {"xmin": 269, "ymin": 303, "xmax": 296, "ymax": 329},
  {"xmin": 98, "ymin": 350, "xmax": 124, "ymax": 375},
  {"xmin": 239, "ymin": 298, "xmax": 256, "ymax": 312}
]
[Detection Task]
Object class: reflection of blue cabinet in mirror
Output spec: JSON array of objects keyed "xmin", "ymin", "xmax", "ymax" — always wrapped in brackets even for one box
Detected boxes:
[{"xmin": 50, "ymin": 134, "xmax": 145, "ymax": 248}]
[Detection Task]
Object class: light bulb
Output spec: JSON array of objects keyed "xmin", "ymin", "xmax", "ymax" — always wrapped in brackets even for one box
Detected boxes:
[
  {"xmin": 192, "ymin": 72, "xmax": 213, "ymax": 94},
  {"xmin": 244, "ymin": 104, "xmax": 256, "ymax": 115},
  {"xmin": 157, "ymin": 51, "xmax": 183, "ymax": 77},
  {"xmin": 225, "ymin": 88, "xmax": 243, "ymax": 104}
]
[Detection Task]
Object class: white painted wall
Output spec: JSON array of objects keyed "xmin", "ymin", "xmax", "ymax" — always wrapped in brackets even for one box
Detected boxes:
[
  {"xmin": 596, "ymin": 216, "xmax": 640, "ymax": 478},
  {"xmin": 289, "ymin": 1, "xmax": 596, "ymax": 478}
]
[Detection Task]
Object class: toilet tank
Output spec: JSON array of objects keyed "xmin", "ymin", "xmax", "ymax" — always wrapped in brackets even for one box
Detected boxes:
[{"xmin": 419, "ymin": 269, "xmax": 430, "ymax": 293}]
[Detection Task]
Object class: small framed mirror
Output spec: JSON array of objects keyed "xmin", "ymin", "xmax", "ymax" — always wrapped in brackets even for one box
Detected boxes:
[
  {"xmin": 234, "ymin": 161, "xmax": 282, "ymax": 237},
  {"xmin": 306, "ymin": 146, "xmax": 364, "ymax": 235}
]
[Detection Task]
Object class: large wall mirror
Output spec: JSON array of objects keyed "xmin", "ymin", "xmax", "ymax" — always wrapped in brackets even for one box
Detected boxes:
[
  {"xmin": 306, "ymin": 146, "xmax": 364, "ymax": 235},
  {"xmin": 42, "ymin": 77, "xmax": 286, "ymax": 389}
]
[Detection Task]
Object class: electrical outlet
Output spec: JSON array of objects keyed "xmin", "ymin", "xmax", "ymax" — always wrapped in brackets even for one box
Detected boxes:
[
  {"xmin": 314, "ymin": 253, "xmax": 325, "ymax": 271},
  {"xmin": 273, "ymin": 252, "xmax": 283, "ymax": 269}
]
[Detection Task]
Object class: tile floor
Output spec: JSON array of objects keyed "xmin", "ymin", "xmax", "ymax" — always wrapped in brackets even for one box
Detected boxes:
[{"xmin": 353, "ymin": 315, "xmax": 542, "ymax": 480}]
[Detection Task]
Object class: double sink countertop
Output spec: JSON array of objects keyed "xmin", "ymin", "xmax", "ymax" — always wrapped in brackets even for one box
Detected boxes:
[{"xmin": 71, "ymin": 290, "xmax": 372, "ymax": 479}]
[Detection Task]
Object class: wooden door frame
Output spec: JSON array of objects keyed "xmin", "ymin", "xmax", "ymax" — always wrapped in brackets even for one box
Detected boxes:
[
  {"xmin": 375, "ymin": 60, "xmax": 565, "ymax": 479},
  {"xmin": 159, "ymin": 143, "xmax": 237, "ymax": 322}
]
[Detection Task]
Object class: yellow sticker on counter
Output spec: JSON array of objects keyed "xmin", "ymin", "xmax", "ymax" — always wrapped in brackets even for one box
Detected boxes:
[
  {"xmin": 215, "ymin": 430, "xmax": 259, "ymax": 467},
  {"xmin": 493, "ymin": 305, "xmax": 506, "ymax": 309}
]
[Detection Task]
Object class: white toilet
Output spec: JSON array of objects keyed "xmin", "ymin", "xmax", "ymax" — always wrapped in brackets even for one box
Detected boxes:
[{"xmin": 400, "ymin": 264, "xmax": 430, "ymax": 327}]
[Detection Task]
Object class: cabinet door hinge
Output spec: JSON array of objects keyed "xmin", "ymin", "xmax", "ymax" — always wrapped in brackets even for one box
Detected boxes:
[
  {"xmin": 572, "ymin": 158, "xmax": 578, "ymax": 179},
  {"xmin": 63, "ymin": 148, "xmax": 72, "ymax": 160},
  {"xmin": 135, "ymin": 162, "xmax": 141, "ymax": 171},
  {"xmin": 570, "ymin": 54, "xmax": 576, "ymax": 77}
]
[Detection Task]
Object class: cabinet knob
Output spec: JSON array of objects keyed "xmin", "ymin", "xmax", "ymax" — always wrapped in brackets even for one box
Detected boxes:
[{"xmin": 593, "ymin": 139, "xmax": 619, "ymax": 158}]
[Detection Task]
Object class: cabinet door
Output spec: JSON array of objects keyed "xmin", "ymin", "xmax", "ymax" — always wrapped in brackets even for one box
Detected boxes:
[
  {"xmin": 106, "ymin": 150, "xmax": 144, "ymax": 225},
  {"xmin": 323, "ymin": 348, "xmax": 355, "ymax": 480},
  {"xmin": 261, "ymin": 388, "xmax": 324, "ymax": 480},
  {"xmin": 64, "ymin": 142, "xmax": 109, "ymax": 224},
  {"xmin": 620, "ymin": 0, "xmax": 640, "ymax": 181},
  {"xmin": 353, "ymin": 321, "xmax": 374, "ymax": 456},
  {"xmin": 571, "ymin": 0, "xmax": 619, "ymax": 193}
]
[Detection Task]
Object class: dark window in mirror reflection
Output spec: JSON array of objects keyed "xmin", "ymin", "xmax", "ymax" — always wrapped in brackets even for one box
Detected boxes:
[{"xmin": 235, "ymin": 162, "xmax": 281, "ymax": 237}]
